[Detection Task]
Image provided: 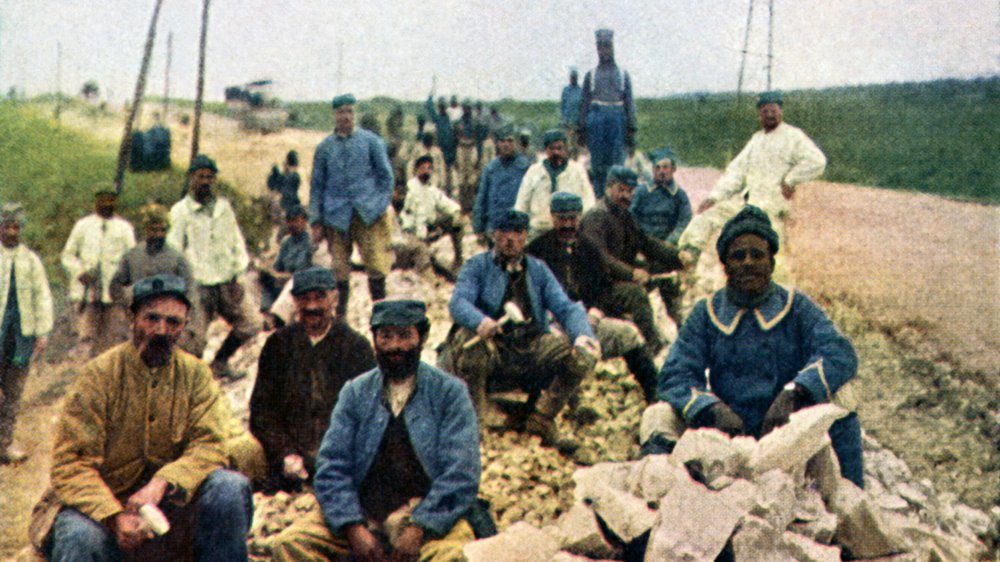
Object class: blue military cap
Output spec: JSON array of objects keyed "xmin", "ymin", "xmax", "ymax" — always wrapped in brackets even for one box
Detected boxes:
[
  {"xmin": 285, "ymin": 204, "xmax": 308, "ymax": 220},
  {"xmin": 370, "ymin": 299, "xmax": 427, "ymax": 328},
  {"xmin": 0, "ymin": 202, "xmax": 26, "ymax": 226},
  {"xmin": 132, "ymin": 274, "xmax": 190, "ymax": 310},
  {"xmin": 496, "ymin": 124, "xmax": 516, "ymax": 140},
  {"xmin": 757, "ymin": 90, "xmax": 783, "ymax": 108},
  {"xmin": 188, "ymin": 154, "xmax": 218, "ymax": 174},
  {"xmin": 595, "ymin": 29, "xmax": 614, "ymax": 43},
  {"xmin": 291, "ymin": 267, "xmax": 337, "ymax": 296},
  {"xmin": 331, "ymin": 93, "xmax": 356, "ymax": 109},
  {"xmin": 716, "ymin": 204, "xmax": 779, "ymax": 260},
  {"xmin": 494, "ymin": 209, "xmax": 530, "ymax": 232},
  {"xmin": 606, "ymin": 165, "xmax": 638, "ymax": 188},
  {"xmin": 648, "ymin": 148, "xmax": 678, "ymax": 167},
  {"xmin": 550, "ymin": 192, "xmax": 583, "ymax": 213},
  {"xmin": 542, "ymin": 129, "xmax": 567, "ymax": 148}
]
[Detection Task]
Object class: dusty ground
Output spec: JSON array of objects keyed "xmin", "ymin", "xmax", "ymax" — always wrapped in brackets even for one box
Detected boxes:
[{"xmin": 1, "ymin": 108, "xmax": 996, "ymax": 559}]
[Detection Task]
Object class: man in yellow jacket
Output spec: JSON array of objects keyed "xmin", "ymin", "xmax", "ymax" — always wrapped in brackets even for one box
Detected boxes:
[{"xmin": 40, "ymin": 274, "xmax": 253, "ymax": 561}]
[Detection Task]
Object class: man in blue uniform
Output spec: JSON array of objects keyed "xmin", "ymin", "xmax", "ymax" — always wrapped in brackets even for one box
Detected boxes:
[
  {"xmin": 472, "ymin": 125, "xmax": 530, "ymax": 245},
  {"xmin": 640, "ymin": 205, "xmax": 863, "ymax": 487}
]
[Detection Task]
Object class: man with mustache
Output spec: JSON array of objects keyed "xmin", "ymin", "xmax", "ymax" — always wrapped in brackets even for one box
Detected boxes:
[
  {"xmin": 640, "ymin": 206, "xmax": 863, "ymax": 488},
  {"xmin": 61, "ymin": 188, "xmax": 136, "ymax": 356},
  {"xmin": 249, "ymin": 267, "xmax": 375, "ymax": 494},
  {"xmin": 472, "ymin": 125, "xmax": 530, "ymax": 248},
  {"xmin": 397, "ymin": 155, "xmax": 465, "ymax": 275},
  {"xmin": 271, "ymin": 299, "xmax": 480, "ymax": 562},
  {"xmin": 37, "ymin": 274, "xmax": 254, "ymax": 560},
  {"xmin": 514, "ymin": 130, "xmax": 595, "ymax": 241}
]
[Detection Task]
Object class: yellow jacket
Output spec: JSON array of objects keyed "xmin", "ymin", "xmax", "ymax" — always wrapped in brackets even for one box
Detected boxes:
[{"xmin": 50, "ymin": 342, "xmax": 228, "ymax": 524}]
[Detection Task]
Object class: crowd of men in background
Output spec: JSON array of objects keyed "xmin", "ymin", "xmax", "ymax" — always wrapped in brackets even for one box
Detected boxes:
[{"xmin": 2, "ymin": 26, "xmax": 857, "ymax": 562}]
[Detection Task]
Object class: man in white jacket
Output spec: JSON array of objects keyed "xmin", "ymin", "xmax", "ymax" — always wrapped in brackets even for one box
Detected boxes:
[
  {"xmin": 61, "ymin": 189, "xmax": 135, "ymax": 355},
  {"xmin": 514, "ymin": 130, "xmax": 596, "ymax": 241},
  {"xmin": 0, "ymin": 203, "xmax": 52, "ymax": 464},
  {"xmin": 679, "ymin": 91, "xmax": 826, "ymax": 275}
]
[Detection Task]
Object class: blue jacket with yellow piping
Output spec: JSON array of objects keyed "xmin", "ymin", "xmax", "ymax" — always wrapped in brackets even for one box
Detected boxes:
[{"xmin": 657, "ymin": 283, "xmax": 857, "ymax": 437}]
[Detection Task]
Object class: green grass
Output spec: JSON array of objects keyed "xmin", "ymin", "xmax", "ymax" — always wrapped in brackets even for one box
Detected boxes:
[
  {"xmin": 230, "ymin": 77, "xmax": 999, "ymax": 205},
  {"xmin": 0, "ymin": 101, "xmax": 268, "ymax": 287}
]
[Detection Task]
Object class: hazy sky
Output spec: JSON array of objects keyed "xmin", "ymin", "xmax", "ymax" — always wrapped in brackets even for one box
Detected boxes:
[{"xmin": 1, "ymin": 0, "xmax": 997, "ymax": 102}]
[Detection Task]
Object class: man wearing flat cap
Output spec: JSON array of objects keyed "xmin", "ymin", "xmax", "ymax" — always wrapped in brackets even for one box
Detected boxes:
[
  {"xmin": 406, "ymin": 132, "xmax": 448, "ymax": 189},
  {"xmin": 168, "ymin": 154, "xmax": 260, "ymax": 378},
  {"xmin": 527, "ymin": 192, "xmax": 661, "ymax": 403},
  {"xmin": 514, "ymin": 129, "xmax": 595, "ymax": 241},
  {"xmin": 0, "ymin": 203, "xmax": 52, "ymax": 465},
  {"xmin": 679, "ymin": 91, "xmax": 826, "ymax": 276},
  {"xmin": 258, "ymin": 204, "xmax": 314, "ymax": 325},
  {"xmin": 311, "ymin": 94, "xmax": 395, "ymax": 317},
  {"xmin": 36, "ymin": 274, "xmax": 254, "ymax": 560},
  {"xmin": 472, "ymin": 124, "xmax": 531, "ymax": 244},
  {"xmin": 641, "ymin": 206, "xmax": 864, "ymax": 488},
  {"xmin": 250, "ymin": 266, "xmax": 375, "ymax": 494},
  {"xmin": 397, "ymin": 155, "xmax": 466, "ymax": 275},
  {"xmin": 61, "ymin": 188, "xmax": 136, "ymax": 356},
  {"xmin": 579, "ymin": 28, "xmax": 636, "ymax": 198},
  {"xmin": 446, "ymin": 209, "xmax": 600, "ymax": 450},
  {"xmin": 580, "ymin": 166, "xmax": 683, "ymax": 353},
  {"xmin": 271, "ymin": 298, "xmax": 480, "ymax": 562}
]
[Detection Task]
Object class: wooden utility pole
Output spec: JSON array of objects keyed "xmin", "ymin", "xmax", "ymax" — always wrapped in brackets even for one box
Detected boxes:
[
  {"xmin": 55, "ymin": 42, "xmax": 62, "ymax": 121},
  {"xmin": 767, "ymin": 0, "xmax": 774, "ymax": 90},
  {"xmin": 190, "ymin": 0, "xmax": 211, "ymax": 162},
  {"xmin": 163, "ymin": 31, "xmax": 173, "ymax": 120},
  {"xmin": 113, "ymin": 0, "xmax": 165, "ymax": 194},
  {"xmin": 736, "ymin": 0, "xmax": 755, "ymax": 100}
]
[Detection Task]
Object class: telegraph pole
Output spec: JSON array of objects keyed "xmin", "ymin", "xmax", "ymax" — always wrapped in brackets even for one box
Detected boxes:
[
  {"xmin": 767, "ymin": 0, "xmax": 774, "ymax": 90},
  {"xmin": 55, "ymin": 42, "xmax": 62, "ymax": 121},
  {"xmin": 191, "ymin": 0, "xmax": 211, "ymax": 162},
  {"xmin": 163, "ymin": 31, "xmax": 172, "ymax": 119},
  {"xmin": 736, "ymin": 0, "xmax": 755, "ymax": 99}
]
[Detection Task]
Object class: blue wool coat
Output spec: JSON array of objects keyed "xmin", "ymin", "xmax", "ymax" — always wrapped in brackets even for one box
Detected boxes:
[
  {"xmin": 313, "ymin": 363, "xmax": 480, "ymax": 536},
  {"xmin": 309, "ymin": 128, "xmax": 394, "ymax": 231}
]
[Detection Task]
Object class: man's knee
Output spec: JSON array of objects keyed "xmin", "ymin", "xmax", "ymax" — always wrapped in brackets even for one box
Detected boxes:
[
  {"xmin": 50, "ymin": 509, "xmax": 114, "ymax": 560},
  {"xmin": 639, "ymin": 402, "xmax": 686, "ymax": 444},
  {"xmin": 198, "ymin": 469, "xmax": 253, "ymax": 516}
]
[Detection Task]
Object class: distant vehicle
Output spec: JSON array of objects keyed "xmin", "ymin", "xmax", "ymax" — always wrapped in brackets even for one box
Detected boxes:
[{"xmin": 224, "ymin": 79, "xmax": 289, "ymax": 134}]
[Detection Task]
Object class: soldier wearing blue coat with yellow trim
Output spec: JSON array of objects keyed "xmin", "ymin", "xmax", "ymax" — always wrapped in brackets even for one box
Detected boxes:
[{"xmin": 640, "ymin": 205, "xmax": 863, "ymax": 487}]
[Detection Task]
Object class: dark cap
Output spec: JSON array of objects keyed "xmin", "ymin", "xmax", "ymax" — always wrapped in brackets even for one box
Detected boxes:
[
  {"xmin": 648, "ymin": 148, "xmax": 678, "ymax": 166},
  {"xmin": 188, "ymin": 154, "xmax": 218, "ymax": 174},
  {"xmin": 595, "ymin": 29, "xmax": 614, "ymax": 42},
  {"xmin": 543, "ymin": 129, "xmax": 567, "ymax": 148},
  {"xmin": 132, "ymin": 274, "xmax": 190, "ymax": 311},
  {"xmin": 494, "ymin": 209, "xmax": 530, "ymax": 232},
  {"xmin": 606, "ymin": 165, "xmax": 638, "ymax": 188},
  {"xmin": 550, "ymin": 192, "xmax": 583, "ymax": 213},
  {"xmin": 496, "ymin": 124, "xmax": 516, "ymax": 140},
  {"xmin": 370, "ymin": 299, "xmax": 427, "ymax": 328},
  {"xmin": 757, "ymin": 91, "xmax": 783, "ymax": 108},
  {"xmin": 331, "ymin": 93, "xmax": 356, "ymax": 109},
  {"xmin": 286, "ymin": 150, "xmax": 299, "ymax": 167},
  {"xmin": 285, "ymin": 204, "xmax": 308, "ymax": 220},
  {"xmin": 291, "ymin": 267, "xmax": 337, "ymax": 296},
  {"xmin": 716, "ymin": 204, "xmax": 779, "ymax": 260}
]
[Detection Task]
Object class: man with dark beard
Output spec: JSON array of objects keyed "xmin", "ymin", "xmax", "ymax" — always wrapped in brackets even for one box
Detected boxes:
[
  {"xmin": 36, "ymin": 274, "xmax": 254, "ymax": 561},
  {"xmin": 249, "ymin": 267, "xmax": 375, "ymax": 494},
  {"xmin": 271, "ymin": 299, "xmax": 480, "ymax": 562}
]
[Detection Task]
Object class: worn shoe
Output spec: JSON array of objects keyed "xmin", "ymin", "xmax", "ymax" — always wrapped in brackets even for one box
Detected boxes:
[
  {"xmin": 0, "ymin": 445, "xmax": 28, "ymax": 465},
  {"xmin": 525, "ymin": 413, "xmax": 579, "ymax": 456}
]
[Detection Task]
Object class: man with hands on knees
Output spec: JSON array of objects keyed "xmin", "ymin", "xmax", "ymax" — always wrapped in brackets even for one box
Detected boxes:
[{"xmin": 639, "ymin": 205, "xmax": 864, "ymax": 488}]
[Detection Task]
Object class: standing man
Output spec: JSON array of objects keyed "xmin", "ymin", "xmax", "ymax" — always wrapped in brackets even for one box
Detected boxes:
[
  {"xmin": 61, "ymin": 189, "xmax": 136, "ymax": 355},
  {"xmin": 453, "ymin": 99, "xmax": 480, "ymax": 213},
  {"xmin": 679, "ymin": 91, "xmax": 826, "ymax": 272},
  {"xmin": 271, "ymin": 299, "xmax": 480, "ymax": 562},
  {"xmin": 527, "ymin": 193, "xmax": 660, "ymax": 402},
  {"xmin": 446, "ymin": 210, "xmax": 599, "ymax": 449},
  {"xmin": 579, "ymin": 28, "xmax": 635, "ymax": 198},
  {"xmin": 311, "ymin": 94, "xmax": 395, "ymax": 316},
  {"xmin": 472, "ymin": 125, "xmax": 530, "ymax": 244},
  {"xmin": 37, "ymin": 274, "xmax": 253, "ymax": 560},
  {"xmin": 426, "ymin": 96, "xmax": 457, "ymax": 193},
  {"xmin": 560, "ymin": 68, "xmax": 583, "ymax": 156},
  {"xmin": 168, "ymin": 154, "xmax": 260, "ymax": 377},
  {"xmin": 250, "ymin": 267, "xmax": 375, "ymax": 494},
  {"xmin": 640, "ymin": 206, "xmax": 863, "ymax": 487},
  {"xmin": 0, "ymin": 203, "xmax": 52, "ymax": 464},
  {"xmin": 580, "ymin": 166, "xmax": 684, "ymax": 341},
  {"xmin": 514, "ymin": 130, "xmax": 595, "ymax": 241}
]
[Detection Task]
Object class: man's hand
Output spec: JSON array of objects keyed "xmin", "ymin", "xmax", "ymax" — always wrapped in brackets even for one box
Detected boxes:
[
  {"xmin": 282, "ymin": 454, "xmax": 308, "ymax": 480},
  {"xmin": 696, "ymin": 198, "xmax": 716, "ymax": 214},
  {"xmin": 701, "ymin": 403, "xmax": 745, "ymax": 437},
  {"xmin": 126, "ymin": 478, "xmax": 169, "ymax": 512},
  {"xmin": 33, "ymin": 335, "xmax": 48, "ymax": 358},
  {"xmin": 311, "ymin": 224, "xmax": 326, "ymax": 244},
  {"xmin": 111, "ymin": 512, "xmax": 150, "ymax": 551},
  {"xmin": 391, "ymin": 525, "xmax": 425, "ymax": 562},
  {"xmin": 346, "ymin": 524, "xmax": 388, "ymax": 562},
  {"xmin": 761, "ymin": 384, "xmax": 814, "ymax": 436},
  {"xmin": 781, "ymin": 181, "xmax": 795, "ymax": 200},
  {"xmin": 631, "ymin": 268, "xmax": 651, "ymax": 285},
  {"xmin": 476, "ymin": 317, "xmax": 501, "ymax": 341}
]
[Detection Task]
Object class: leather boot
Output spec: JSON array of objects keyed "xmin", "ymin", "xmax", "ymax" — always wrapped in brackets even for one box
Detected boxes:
[
  {"xmin": 335, "ymin": 281, "xmax": 350, "ymax": 317},
  {"xmin": 623, "ymin": 347, "xmax": 659, "ymax": 403},
  {"xmin": 211, "ymin": 332, "xmax": 249, "ymax": 379},
  {"xmin": 368, "ymin": 276, "xmax": 386, "ymax": 302}
]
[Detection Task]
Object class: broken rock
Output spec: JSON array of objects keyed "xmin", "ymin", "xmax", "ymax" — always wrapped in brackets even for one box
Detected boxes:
[{"xmin": 463, "ymin": 521, "xmax": 560, "ymax": 562}]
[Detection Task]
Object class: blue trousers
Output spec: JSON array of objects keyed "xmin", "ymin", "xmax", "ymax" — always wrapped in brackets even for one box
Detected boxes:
[
  {"xmin": 48, "ymin": 469, "xmax": 253, "ymax": 562},
  {"xmin": 830, "ymin": 412, "xmax": 865, "ymax": 488},
  {"xmin": 585, "ymin": 106, "xmax": 627, "ymax": 198}
]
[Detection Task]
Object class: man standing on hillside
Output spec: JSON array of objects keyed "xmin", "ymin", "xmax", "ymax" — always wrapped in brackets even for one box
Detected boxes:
[
  {"xmin": 514, "ymin": 130, "xmax": 595, "ymax": 241},
  {"xmin": 61, "ymin": 189, "xmax": 136, "ymax": 355},
  {"xmin": 560, "ymin": 68, "xmax": 583, "ymax": 156},
  {"xmin": 0, "ymin": 203, "xmax": 52, "ymax": 465},
  {"xmin": 579, "ymin": 28, "xmax": 636, "ymax": 198},
  {"xmin": 168, "ymin": 154, "xmax": 260, "ymax": 378},
  {"xmin": 311, "ymin": 94, "xmax": 395, "ymax": 316},
  {"xmin": 678, "ymin": 91, "xmax": 826, "ymax": 273},
  {"xmin": 472, "ymin": 125, "xmax": 530, "ymax": 245},
  {"xmin": 426, "ymin": 96, "xmax": 457, "ymax": 193}
]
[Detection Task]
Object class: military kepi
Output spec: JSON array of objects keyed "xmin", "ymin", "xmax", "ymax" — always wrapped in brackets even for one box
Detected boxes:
[
  {"xmin": 331, "ymin": 93, "xmax": 356, "ymax": 109},
  {"xmin": 757, "ymin": 90, "xmax": 783, "ymax": 108},
  {"xmin": 291, "ymin": 266, "xmax": 337, "ymax": 295},
  {"xmin": 606, "ymin": 165, "xmax": 638, "ymax": 187},
  {"xmin": 370, "ymin": 299, "xmax": 427, "ymax": 328},
  {"xmin": 542, "ymin": 129, "xmax": 567, "ymax": 148},
  {"xmin": 550, "ymin": 192, "xmax": 583, "ymax": 213},
  {"xmin": 132, "ymin": 274, "xmax": 190, "ymax": 310},
  {"xmin": 188, "ymin": 154, "xmax": 218, "ymax": 173},
  {"xmin": 494, "ymin": 209, "xmax": 529, "ymax": 232},
  {"xmin": 595, "ymin": 28, "xmax": 614, "ymax": 42},
  {"xmin": 716, "ymin": 204, "xmax": 780, "ymax": 260}
]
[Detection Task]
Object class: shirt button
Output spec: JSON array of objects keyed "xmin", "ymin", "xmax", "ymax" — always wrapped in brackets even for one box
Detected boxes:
[
  {"xmin": 148, "ymin": 414, "xmax": 156, "ymax": 422},
  {"xmin": 151, "ymin": 380, "xmax": 158, "ymax": 388}
]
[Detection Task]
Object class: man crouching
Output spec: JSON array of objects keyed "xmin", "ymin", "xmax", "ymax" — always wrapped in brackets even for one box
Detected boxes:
[{"xmin": 271, "ymin": 298, "xmax": 480, "ymax": 562}]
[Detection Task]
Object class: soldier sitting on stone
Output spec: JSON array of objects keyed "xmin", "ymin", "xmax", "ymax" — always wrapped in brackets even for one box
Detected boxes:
[
  {"xmin": 394, "ymin": 155, "xmax": 466, "ymax": 278},
  {"xmin": 259, "ymin": 204, "xmax": 314, "ymax": 329}
]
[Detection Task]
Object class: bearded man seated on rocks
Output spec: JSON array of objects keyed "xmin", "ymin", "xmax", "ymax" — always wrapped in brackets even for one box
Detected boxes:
[{"xmin": 639, "ymin": 205, "xmax": 864, "ymax": 488}]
